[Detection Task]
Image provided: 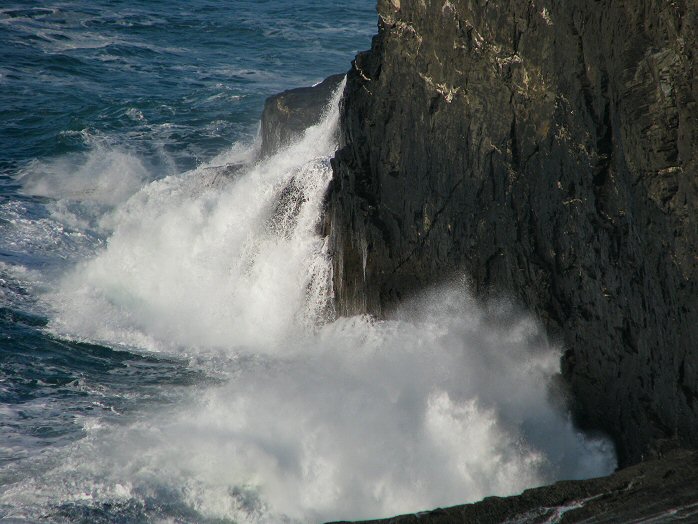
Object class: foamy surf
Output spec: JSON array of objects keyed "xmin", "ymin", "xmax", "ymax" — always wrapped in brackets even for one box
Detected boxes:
[{"xmin": 2, "ymin": 81, "xmax": 615, "ymax": 523}]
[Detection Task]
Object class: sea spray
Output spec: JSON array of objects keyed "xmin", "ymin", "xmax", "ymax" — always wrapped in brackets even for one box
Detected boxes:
[
  {"xmin": 2, "ymin": 82, "xmax": 616, "ymax": 523},
  {"xmin": 47, "ymin": 82, "xmax": 344, "ymax": 353}
]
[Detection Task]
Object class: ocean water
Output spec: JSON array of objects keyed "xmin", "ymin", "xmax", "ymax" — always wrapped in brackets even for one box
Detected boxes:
[{"xmin": 0, "ymin": 2, "xmax": 616, "ymax": 523}]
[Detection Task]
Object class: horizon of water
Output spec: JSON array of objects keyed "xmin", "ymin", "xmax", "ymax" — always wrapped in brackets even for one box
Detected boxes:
[{"xmin": 0, "ymin": 2, "xmax": 616, "ymax": 523}]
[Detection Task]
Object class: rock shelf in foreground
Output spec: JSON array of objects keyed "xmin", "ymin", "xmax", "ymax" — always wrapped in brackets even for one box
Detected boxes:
[{"xmin": 329, "ymin": 449, "xmax": 698, "ymax": 524}]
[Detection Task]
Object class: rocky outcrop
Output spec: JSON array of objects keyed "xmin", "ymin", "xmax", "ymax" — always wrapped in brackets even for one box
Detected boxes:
[
  {"xmin": 329, "ymin": 449, "xmax": 698, "ymax": 524},
  {"xmin": 260, "ymin": 74, "xmax": 345, "ymax": 157},
  {"xmin": 326, "ymin": 0, "xmax": 697, "ymax": 465}
]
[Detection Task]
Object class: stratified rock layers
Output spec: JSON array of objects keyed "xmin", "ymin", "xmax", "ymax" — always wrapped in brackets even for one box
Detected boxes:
[{"xmin": 326, "ymin": 0, "xmax": 697, "ymax": 465}]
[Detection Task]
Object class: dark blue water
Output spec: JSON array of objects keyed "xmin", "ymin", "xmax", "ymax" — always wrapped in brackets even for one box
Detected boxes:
[
  {"xmin": 0, "ymin": 2, "xmax": 375, "ymax": 521},
  {"xmin": 1, "ymin": 1, "xmax": 374, "ymax": 170}
]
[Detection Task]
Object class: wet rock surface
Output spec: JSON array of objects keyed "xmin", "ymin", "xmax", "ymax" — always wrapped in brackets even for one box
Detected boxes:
[
  {"xmin": 326, "ymin": 0, "xmax": 698, "ymax": 465},
  {"xmin": 329, "ymin": 449, "xmax": 698, "ymax": 524},
  {"xmin": 260, "ymin": 73, "xmax": 345, "ymax": 157}
]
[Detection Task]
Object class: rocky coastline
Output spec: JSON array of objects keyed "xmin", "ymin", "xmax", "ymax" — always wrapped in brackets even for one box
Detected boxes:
[
  {"xmin": 260, "ymin": 0, "xmax": 697, "ymax": 520},
  {"xmin": 326, "ymin": 0, "xmax": 697, "ymax": 467}
]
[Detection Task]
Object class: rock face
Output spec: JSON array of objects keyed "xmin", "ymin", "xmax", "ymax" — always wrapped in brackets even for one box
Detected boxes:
[
  {"xmin": 260, "ymin": 74, "xmax": 345, "ymax": 157},
  {"xmin": 329, "ymin": 449, "xmax": 698, "ymax": 524},
  {"xmin": 326, "ymin": 0, "xmax": 698, "ymax": 465}
]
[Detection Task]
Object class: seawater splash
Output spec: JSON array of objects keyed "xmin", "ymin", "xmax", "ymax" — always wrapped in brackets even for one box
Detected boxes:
[
  {"xmin": 48, "ymin": 85, "xmax": 341, "ymax": 353},
  {"xmin": 2, "ymin": 82, "xmax": 616, "ymax": 523}
]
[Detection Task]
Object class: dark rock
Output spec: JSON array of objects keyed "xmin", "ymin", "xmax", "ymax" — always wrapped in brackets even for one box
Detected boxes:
[
  {"xmin": 328, "ymin": 449, "xmax": 698, "ymax": 524},
  {"xmin": 326, "ymin": 0, "xmax": 698, "ymax": 466},
  {"xmin": 199, "ymin": 162, "xmax": 246, "ymax": 189},
  {"xmin": 259, "ymin": 74, "xmax": 345, "ymax": 157}
]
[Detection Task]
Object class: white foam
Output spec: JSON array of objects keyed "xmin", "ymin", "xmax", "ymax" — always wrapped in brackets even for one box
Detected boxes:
[
  {"xmin": 2, "ymin": 288, "xmax": 616, "ymax": 523},
  {"xmin": 7, "ymin": 80, "xmax": 616, "ymax": 522},
  {"xmin": 19, "ymin": 143, "xmax": 150, "ymax": 208},
  {"xmin": 47, "ymin": 84, "xmax": 341, "ymax": 353}
]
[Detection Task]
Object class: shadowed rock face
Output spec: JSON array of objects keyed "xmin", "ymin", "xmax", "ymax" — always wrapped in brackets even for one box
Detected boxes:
[
  {"xmin": 259, "ymin": 74, "xmax": 345, "ymax": 157},
  {"xmin": 325, "ymin": 0, "xmax": 698, "ymax": 465},
  {"xmin": 328, "ymin": 449, "xmax": 698, "ymax": 524}
]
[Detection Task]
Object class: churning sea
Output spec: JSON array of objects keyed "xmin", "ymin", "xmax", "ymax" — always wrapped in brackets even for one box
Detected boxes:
[{"xmin": 0, "ymin": 2, "xmax": 616, "ymax": 523}]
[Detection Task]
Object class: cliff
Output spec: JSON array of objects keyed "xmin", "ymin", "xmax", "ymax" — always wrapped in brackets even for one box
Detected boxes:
[
  {"xmin": 260, "ymin": 74, "xmax": 345, "ymax": 157},
  {"xmin": 326, "ymin": 0, "xmax": 697, "ymax": 465}
]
